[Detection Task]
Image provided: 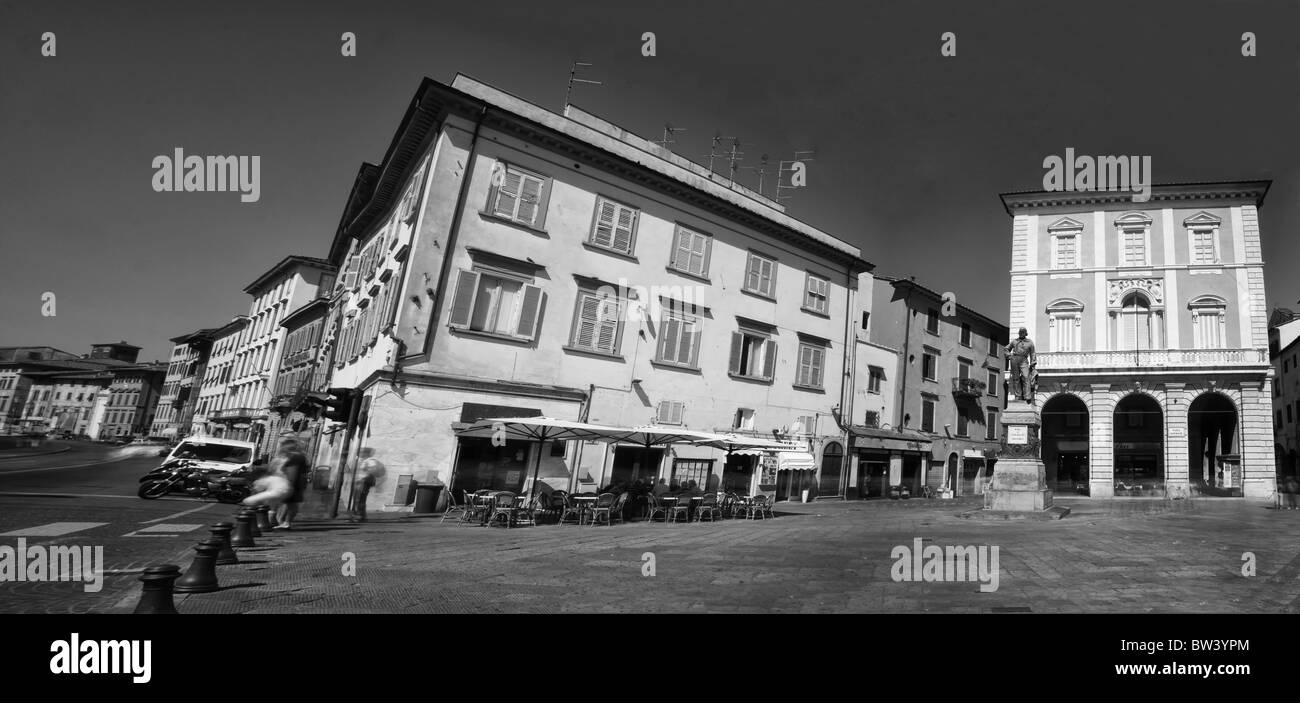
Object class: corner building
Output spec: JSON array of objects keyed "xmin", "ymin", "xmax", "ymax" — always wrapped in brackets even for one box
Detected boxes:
[{"xmin": 1003, "ymin": 181, "xmax": 1275, "ymax": 498}]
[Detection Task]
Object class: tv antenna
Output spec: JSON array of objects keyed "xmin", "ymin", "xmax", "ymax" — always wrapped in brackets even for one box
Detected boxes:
[
  {"xmin": 725, "ymin": 138, "xmax": 745, "ymax": 187},
  {"xmin": 777, "ymin": 150, "xmax": 816, "ymax": 202},
  {"xmin": 655, "ymin": 123, "xmax": 686, "ymax": 148},
  {"xmin": 564, "ymin": 61, "xmax": 602, "ymax": 108},
  {"xmin": 739, "ymin": 153, "xmax": 771, "ymax": 197},
  {"xmin": 704, "ymin": 132, "xmax": 736, "ymax": 175}
]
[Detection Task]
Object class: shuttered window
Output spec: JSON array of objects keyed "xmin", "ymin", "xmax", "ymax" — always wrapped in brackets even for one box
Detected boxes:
[
  {"xmin": 803, "ymin": 273, "xmax": 829, "ymax": 313},
  {"xmin": 670, "ymin": 225, "xmax": 711, "ymax": 277},
  {"xmin": 447, "ymin": 269, "xmax": 545, "ymax": 341},
  {"xmin": 490, "ymin": 164, "xmax": 546, "ymax": 227},
  {"xmin": 656, "ymin": 313, "xmax": 701, "ymax": 367},
  {"xmin": 729, "ymin": 331, "xmax": 776, "ymax": 381},
  {"xmin": 744, "ymin": 252, "xmax": 777, "ymax": 297},
  {"xmin": 590, "ymin": 197, "xmax": 638, "ymax": 255},
  {"xmin": 570, "ymin": 291, "xmax": 623, "ymax": 354},
  {"xmin": 795, "ymin": 343, "xmax": 825, "ymax": 389},
  {"xmin": 656, "ymin": 401, "xmax": 685, "ymax": 425}
]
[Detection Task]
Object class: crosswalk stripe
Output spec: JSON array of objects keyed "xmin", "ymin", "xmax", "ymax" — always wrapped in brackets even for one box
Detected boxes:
[
  {"xmin": 0, "ymin": 522, "xmax": 108, "ymax": 537},
  {"xmin": 135, "ymin": 523, "xmax": 204, "ymax": 533}
]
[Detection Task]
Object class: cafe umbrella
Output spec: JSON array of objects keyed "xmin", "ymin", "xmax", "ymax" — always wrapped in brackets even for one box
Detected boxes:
[
  {"xmin": 456, "ymin": 417, "xmax": 629, "ymax": 502},
  {"xmin": 595, "ymin": 425, "xmax": 733, "ymax": 488}
]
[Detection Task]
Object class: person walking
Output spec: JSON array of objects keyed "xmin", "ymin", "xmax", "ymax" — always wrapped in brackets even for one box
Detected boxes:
[
  {"xmin": 349, "ymin": 447, "xmax": 385, "ymax": 523},
  {"xmin": 272, "ymin": 437, "xmax": 310, "ymax": 530}
]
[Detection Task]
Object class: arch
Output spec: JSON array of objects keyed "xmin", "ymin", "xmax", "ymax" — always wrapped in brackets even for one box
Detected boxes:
[
  {"xmin": 818, "ymin": 441, "xmax": 844, "ymax": 497},
  {"xmin": 1187, "ymin": 391, "xmax": 1239, "ymax": 495},
  {"xmin": 1187, "ymin": 295, "xmax": 1227, "ymax": 309},
  {"xmin": 1046, "ymin": 298, "xmax": 1085, "ymax": 313},
  {"xmin": 1042, "ymin": 393, "xmax": 1089, "ymax": 492},
  {"xmin": 1113, "ymin": 392, "xmax": 1163, "ymax": 493},
  {"xmin": 947, "ymin": 452, "xmax": 959, "ymax": 493},
  {"xmin": 1115, "ymin": 212, "xmax": 1153, "ymax": 227}
]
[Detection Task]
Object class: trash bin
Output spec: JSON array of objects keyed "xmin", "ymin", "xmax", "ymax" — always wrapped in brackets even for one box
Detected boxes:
[{"xmin": 414, "ymin": 483, "xmax": 443, "ymax": 514}]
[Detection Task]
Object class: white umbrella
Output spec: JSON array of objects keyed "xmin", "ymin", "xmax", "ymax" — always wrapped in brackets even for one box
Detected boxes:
[{"xmin": 456, "ymin": 417, "xmax": 631, "ymax": 501}]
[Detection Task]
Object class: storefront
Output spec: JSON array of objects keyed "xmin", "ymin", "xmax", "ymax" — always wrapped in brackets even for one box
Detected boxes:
[{"xmin": 849, "ymin": 426, "xmax": 933, "ymax": 499}]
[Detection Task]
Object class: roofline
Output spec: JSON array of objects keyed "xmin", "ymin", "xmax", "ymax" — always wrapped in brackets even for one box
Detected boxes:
[
  {"xmin": 90, "ymin": 342, "xmax": 141, "ymax": 350},
  {"xmin": 875, "ymin": 275, "xmax": 1010, "ymax": 333},
  {"xmin": 280, "ymin": 298, "xmax": 329, "ymax": 328},
  {"xmin": 169, "ymin": 328, "xmax": 218, "ymax": 345},
  {"xmin": 243, "ymin": 255, "xmax": 337, "ymax": 295},
  {"xmin": 999, "ymin": 180, "xmax": 1271, "ymax": 216}
]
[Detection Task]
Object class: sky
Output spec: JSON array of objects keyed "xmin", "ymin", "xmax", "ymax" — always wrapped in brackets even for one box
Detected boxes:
[{"xmin": 2, "ymin": 0, "xmax": 1298, "ymax": 363}]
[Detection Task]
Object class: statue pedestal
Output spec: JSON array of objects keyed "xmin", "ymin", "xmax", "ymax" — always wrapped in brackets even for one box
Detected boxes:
[{"xmin": 979, "ymin": 400, "xmax": 1069, "ymax": 519}]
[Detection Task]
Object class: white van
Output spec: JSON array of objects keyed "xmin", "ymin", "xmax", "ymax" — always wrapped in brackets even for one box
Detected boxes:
[{"xmin": 162, "ymin": 437, "xmax": 256, "ymax": 474}]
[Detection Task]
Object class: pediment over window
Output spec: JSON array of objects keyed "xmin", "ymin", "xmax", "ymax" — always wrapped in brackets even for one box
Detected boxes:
[
  {"xmin": 1188, "ymin": 295, "xmax": 1227, "ymax": 309},
  {"xmin": 1045, "ymin": 298, "xmax": 1085, "ymax": 313},
  {"xmin": 1183, "ymin": 211, "xmax": 1222, "ymax": 227},
  {"xmin": 1114, "ymin": 212, "xmax": 1153, "ymax": 228},
  {"xmin": 1047, "ymin": 217, "xmax": 1085, "ymax": 231}
]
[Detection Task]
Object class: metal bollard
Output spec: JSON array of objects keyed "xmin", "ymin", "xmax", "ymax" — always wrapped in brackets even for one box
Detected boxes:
[
  {"xmin": 230, "ymin": 511, "xmax": 257, "ymax": 548},
  {"xmin": 173, "ymin": 540, "xmax": 222, "ymax": 594},
  {"xmin": 133, "ymin": 564, "xmax": 182, "ymax": 614},
  {"xmin": 255, "ymin": 506, "xmax": 273, "ymax": 533},
  {"xmin": 208, "ymin": 522, "xmax": 238, "ymax": 565},
  {"xmin": 243, "ymin": 507, "xmax": 263, "ymax": 537}
]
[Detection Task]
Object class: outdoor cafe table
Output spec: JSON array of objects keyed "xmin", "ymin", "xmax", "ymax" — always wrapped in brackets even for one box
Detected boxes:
[{"xmin": 572, "ymin": 495, "xmax": 598, "ymax": 525}]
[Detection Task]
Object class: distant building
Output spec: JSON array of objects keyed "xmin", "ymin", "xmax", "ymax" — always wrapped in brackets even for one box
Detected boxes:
[
  {"xmin": 0, "ymin": 345, "xmax": 135, "ymax": 434},
  {"xmin": 89, "ymin": 342, "xmax": 141, "ymax": 364},
  {"xmin": 98, "ymin": 364, "xmax": 166, "ymax": 439},
  {"xmin": 265, "ymin": 297, "xmax": 330, "ymax": 445},
  {"xmin": 193, "ymin": 317, "xmax": 249, "ymax": 438},
  {"xmin": 151, "ymin": 329, "xmax": 216, "ymax": 439},
  {"xmin": 1269, "ymin": 308, "xmax": 1300, "ymax": 481}
]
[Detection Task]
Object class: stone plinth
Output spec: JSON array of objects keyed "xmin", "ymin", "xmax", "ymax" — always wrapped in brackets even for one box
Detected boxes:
[{"xmin": 984, "ymin": 400, "xmax": 1069, "ymax": 518}]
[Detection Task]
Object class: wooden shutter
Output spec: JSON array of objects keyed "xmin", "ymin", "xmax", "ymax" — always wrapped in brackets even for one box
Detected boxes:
[
  {"xmin": 596, "ymin": 299, "xmax": 619, "ymax": 353},
  {"xmin": 448, "ymin": 271, "xmax": 480, "ymax": 328},
  {"xmin": 494, "ymin": 170, "xmax": 521, "ymax": 218},
  {"xmin": 613, "ymin": 206, "xmax": 635, "ymax": 252},
  {"xmin": 673, "ymin": 228, "xmax": 692, "ymax": 270},
  {"xmin": 659, "ymin": 316, "xmax": 680, "ymax": 362},
  {"xmin": 342, "ymin": 255, "xmax": 358, "ymax": 290},
  {"xmin": 574, "ymin": 294, "xmax": 600, "ymax": 348},
  {"xmin": 515, "ymin": 285, "xmax": 543, "ymax": 340},
  {"xmin": 592, "ymin": 200, "xmax": 616, "ymax": 248},
  {"xmin": 762, "ymin": 339, "xmax": 777, "ymax": 380},
  {"xmin": 728, "ymin": 332, "xmax": 743, "ymax": 374},
  {"xmin": 811, "ymin": 347, "xmax": 824, "ymax": 387},
  {"xmin": 746, "ymin": 255, "xmax": 762, "ymax": 291},
  {"xmin": 670, "ymin": 401, "xmax": 684, "ymax": 425},
  {"xmin": 690, "ymin": 232, "xmax": 707, "ymax": 275},
  {"xmin": 678, "ymin": 319, "xmax": 696, "ymax": 366},
  {"xmin": 516, "ymin": 174, "xmax": 543, "ymax": 225},
  {"xmin": 688, "ymin": 326, "xmax": 702, "ymax": 366}
]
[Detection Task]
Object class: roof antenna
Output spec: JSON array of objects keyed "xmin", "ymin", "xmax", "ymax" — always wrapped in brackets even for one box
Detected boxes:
[
  {"xmin": 776, "ymin": 150, "xmax": 817, "ymax": 203},
  {"xmin": 704, "ymin": 132, "xmax": 736, "ymax": 175},
  {"xmin": 739, "ymin": 154, "xmax": 770, "ymax": 197},
  {"xmin": 655, "ymin": 122, "xmax": 686, "ymax": 148},
  {"xmin": 564, "ymin": 61, "xmax": 602, "ymax": 109}
]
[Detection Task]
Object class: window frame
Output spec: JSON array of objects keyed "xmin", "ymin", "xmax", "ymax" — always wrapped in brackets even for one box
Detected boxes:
[
  {"xmin": 567, "ymin": 287, "xmax": 625, "ymax": 357},
  {"xmin": 794, "ymin": 342, "xmax": 826, "ymax": 391},
  {"xmin": 867, "ymin": 365, "xmax": 884, "ymax": 394},
  {"xmin": 485, "ymin": 161, "xmax": 550, "ymax": 230},
  {"xmin": 959, "ymin": 322, "xmax": 972, "ymax": 347},
  {"xmin": 926, "ymin": 308, "xmax": 940, "ymax": 335},
  {"xmin": 729, "ymin": 327, "xmax": 777, "ymax": 383},
  {"xmin": 669, "ymin": 224, "xmax": 713, "ymax": 279},
  {"xmin": 921, "ymin": 397, "xmax": 936, "ymax": 433},
  {"xmin": 654, "ymin": 310, "xmax": 702, "ymax": 369},
  {"xmin": 446, "ymin": 268, "xmax": 546, "ymax": 343},
  {"xmin": 587, "ymin": 195, "xmax": 640, "ymax": 256},
  {"xmin": 742, "ymin": 251, "xmax": 778, "ymax": 299},
  {"xmin": 921, "ymin": 348, "xmax": 939, "ymax": 382},
  {"xmin": 985, "ymin": 407, "xmax": 999, "ymax": 440},
  {"xmin": 802, "ymin": 272, "xmax": 830, "ymax": 315}
]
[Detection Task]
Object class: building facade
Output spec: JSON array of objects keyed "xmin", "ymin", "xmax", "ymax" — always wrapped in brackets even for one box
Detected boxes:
[
  {"xmin": 315, "ymin": 74, "xmax": 873, "ymax": 513},
  {"xmin": 264, "ymin": 297, "xmax": 331, "ymax": 446},
  {"xmin": 1003, "ymin": 181, "xmax": 1275, "ymax": 498},
  {"xmin": 193, "ymin": 317, "xmax": 249, "ymax": 437},
  {"xmin": 1269, "ymin": 309, "xmax": 1300, "ymax": 481},
  {"xmin": 151, "ymin": 329, "xmax": 215, "ymax": 439},
  {"xmin": 850, "ymin": 275, "xmax": 1008, "ymax": 498},
  {"xmin": 98, "ymin": 364, "xmax": 165, "ymax": 439}
]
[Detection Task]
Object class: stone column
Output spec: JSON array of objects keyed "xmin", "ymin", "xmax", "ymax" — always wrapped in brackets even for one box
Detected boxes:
[
  {"xmin": 1240, "ymin": 382, "xmax": 1276, "ymax": 498},
  {"xmin": 1164, "ymin": 383, "xmax": 1189, "ymax": 492},
  {"xmin": 1089, "ymin": 384, "xmax": 1115, "ymax": 498}
]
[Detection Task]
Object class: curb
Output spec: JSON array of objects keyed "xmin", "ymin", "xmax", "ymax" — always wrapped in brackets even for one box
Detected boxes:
[{"xmin": 0, "ymin": 445, "xmax": 73, "ymax": 461}]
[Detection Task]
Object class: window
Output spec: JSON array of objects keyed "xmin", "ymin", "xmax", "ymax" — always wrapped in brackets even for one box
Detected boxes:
[
  {"xmin": 986, "ymin": 370, "xmax": 998, "ymax": 397},
  {"xmin": 921, "ymin": 397, "xmax": 935, "ymax": 432},
  {"xmin": 569, "ymin": 289, "xmax": 623, "ymax": 354},
  {"xmin": 733, "ymin": 408, "xmax": 756, "ymax": 431},
  {"xmin": 448, "ymin": 270, "xmax": 544, "ymax": 341},
  {"xmin": 1116, "ymin": 292, "xmax": 1155, "ymax": 351},
  {"xmin": 986, "ymin": 408, "xmax": 999, "ymax": 440},
  {"xmin": 743, "ymin": 252, "xmax": 777, "ymax": 298},
  {"xmin": 926, "ymin": 308, "xmax": 940, "ymax": 334},
  {"xmin": 656, "ymin": 401, "xmax": 685, "ymax": 425},
  {"xmin": 1191, "ymin": 229, "xmax": 1217, "ymax": 264},
  {"xmin": 956, "ymin": 407, "xmax": 969, "ymax": 437},
  {"xmin": 867, "ymin": 366, "xmax": 884, "ymax": 394},
  {"xmin": 488, "ymin": 164, "xmax": 547, "ymax": 228},
  {"xmin": 1053, "ymin": 233, "xmax": 1079, "ymax": 269},
  {"xmin": 863, "ymin": 410, "xmax": 880, "ymax": 427},
  {"xmin": 1047, "ymin": 299, "xmax": 1084, "ymax": 352},
  {"xmin": 958, "ymin": 358, "xmax": 972, "ymax": 381},
  {"xmin": 795, "ymin": 343, "xmax": 825, "ymax": 389},
  {"xmin": 670, "ymin": 225, "xmax": 711, "ymax": 278},
  {"xmin": 589, "ymin": 197, "xmax": 638, "ymax": 255},
  {"xmin": 1288, "ymin": 405, "xmax": 1293, "ymax": 424},
  {"xmin": 960, "ymin": 323, "xmax": 972, "ymax": 347},
  {"xmin": 729, "ymin": 330, "xmax": 776, "ymax": 381},
  {"xmin": 1189, "ymin": 296, "xmax": 1227, "ymax": 350},
  {"xmin": 656, "ymin": 312, "xmax": 701, "ymax": 368},
  {"xmin": 1277, "ymin": 411, "xmax": 1284, "ymax": 428},
  {"xmin": 921, "ymin": 350, "xmax": 937, "ymax": 381},
  {"xmin": 803, "ymin": 273, "xmax": 829, "ymax": 314},
  {"xmin": 671, "ymin": 459, "xmax": 713, "ymax": 488},
  {"xmin": 1122, "ymin": 228, "xmax": 1146, "ymax": 265}
]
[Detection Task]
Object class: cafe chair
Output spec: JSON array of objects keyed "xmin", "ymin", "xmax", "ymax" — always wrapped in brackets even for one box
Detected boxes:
[
  {"xmin": 666, "ymin": 497, "xmax": 691, "ymax": 524},
  {"xmin": 458, "ymin": 490, "xmax": 487, "ymax": 526},
  {"xmin": 440, "ymin": 490, "xmax": 469, "ymax": 524},
  {"xmin": 486, "ymin": 491, "xmax": 519, "ymax": 528},
  {"xmin": 645, "ymin": 494, "xmax": 668, "ymax": 524},
  {"xmin": 694, "ymin": 493, "xmax": 720, "ymax": 522},
  {"xmin": 558, "ymin": 493, "xmax": 585, "ymax": 526},
  {"xmin": 589, "ymin": 492, "xmax": 619, "ymax": 526}
]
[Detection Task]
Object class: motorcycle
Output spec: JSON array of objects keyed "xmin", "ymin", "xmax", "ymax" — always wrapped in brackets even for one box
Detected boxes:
[{"xmin": 137, "ymin": 459, "xmax": 253, "ymax": 503}]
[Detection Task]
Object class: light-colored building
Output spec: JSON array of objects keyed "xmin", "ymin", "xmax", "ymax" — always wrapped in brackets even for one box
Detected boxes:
[
  {"xmin": 315, "ymin": 74, "xmax": 874, "ymax": 513},
  {"xmin": 1003, "ymin": 180, "xmax": 1275, "ymax": 498},
  {"xmin": 850, "ymin": 275, "xmax": 1008, "ymax": 498},
  {"xmin": 151, "ymin": 329, "xmax": 216, "ymax": 440},
  {"xmin": 1269, "ymin": 308, "xmax": 1300, "ymax": 481},
  {"xmin": 264, "ymin": 297, "xmax": 331, "ymax": 445},
  {"xmin": 194, "ymin": 317, "xmax": 249, "ymax": 438},
  {"xmin": 98, "ymin": 364, "xmax": 165, "ymax": 439},
  {"xmin": 16, "ymin": 370, "xmax": 112, "ymax": 435}
]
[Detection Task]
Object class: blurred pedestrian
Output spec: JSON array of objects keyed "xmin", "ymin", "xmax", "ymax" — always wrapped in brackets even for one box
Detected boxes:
[
  {"xmin": 349, "ymin": 447, "xmax": 385, "ymax": 523},
  {"xmin": 271, "ymin": 437, "xmax": 310, "ymax": 529}
]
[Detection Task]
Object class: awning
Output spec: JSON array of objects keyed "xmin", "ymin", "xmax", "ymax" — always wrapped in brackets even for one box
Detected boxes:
[
  {"xmin": 778, "ymin": 452, "xmax": 817, "ymax": 471},
  {"xmin": 849, "ymin": 425, "xmax": 932, "ymax": 453}
]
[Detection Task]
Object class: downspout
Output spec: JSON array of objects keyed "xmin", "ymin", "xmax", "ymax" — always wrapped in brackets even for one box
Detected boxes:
[
  {"xmin": 898, "ymin": 278, "xmax": 914, "ymax": 432},
  {"xmin": 838, "ymin": 265, "xmax": 858, "ymax": 497},
  {"xmin": 569, "ymin": 384, "xmax": 595, "ymax": 493}
]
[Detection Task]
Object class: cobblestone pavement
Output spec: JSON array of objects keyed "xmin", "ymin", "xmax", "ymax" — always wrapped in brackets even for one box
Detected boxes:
[{"xmin": 91, "ymin": 494, "xmax": 1300, "ymax": 614}]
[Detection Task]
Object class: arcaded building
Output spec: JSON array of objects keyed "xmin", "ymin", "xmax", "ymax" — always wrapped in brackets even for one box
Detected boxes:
[{"xmin": 1002, "ymin": 181, "xmax": 1275, "ymax": 498}]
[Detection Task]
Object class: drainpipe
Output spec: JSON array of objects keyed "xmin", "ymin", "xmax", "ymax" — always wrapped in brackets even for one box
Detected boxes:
[
  {"xmin": 569, "ymin": 384, "xmax": 595, "ymax": 493},
  {"xmin": 897, "ymin": 278, "xmax": 915, "ymax": 433}
]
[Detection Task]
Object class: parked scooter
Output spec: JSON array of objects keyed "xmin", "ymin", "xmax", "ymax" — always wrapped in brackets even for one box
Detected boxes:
[{"xmin": 137, "ymin": 459, "xmax": 252, "ymax": 503}]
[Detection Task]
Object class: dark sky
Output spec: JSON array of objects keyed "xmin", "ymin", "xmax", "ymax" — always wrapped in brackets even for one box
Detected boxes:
[{"xmin": 3, "ymin": 0, "xmax": 1297, "ymax": 362}]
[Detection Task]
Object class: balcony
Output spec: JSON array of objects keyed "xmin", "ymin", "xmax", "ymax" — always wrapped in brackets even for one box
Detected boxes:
[
  {"xmin": 1037, "ymin": 348, "xmax": 1269, "ymax": 371},
  {"xmin": 211, "ymin": 407, "xmax": 257, "ymax": 420},
  {"xmin": 952, "ymin": 377, "xmax": 986, "ymax": 399}
]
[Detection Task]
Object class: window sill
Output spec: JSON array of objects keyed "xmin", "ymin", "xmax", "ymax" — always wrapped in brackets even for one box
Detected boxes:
[
  {"xmin": 727, "ymin": 373, "xmax": 773, "ymax": 385},
  {"xmin": 582, "ymin": 242, "xmax": 639, "ymax": 262},
  {"xmin": 562, "ymin": 345, "xmax": 624, "ymax": 361},
  {"xmin": 665, "ymin": 265, "xmax": 711, "ymax": 284},
  {"xmin": 449, "ymin": 326, "xmax": 535, "ymax": 346},
  {"xmin": 925, "ymin": 329, "xmax": 941, "ymax": 337},
  {"xmin": 792, "ymin": 384, "xmax": 826, "ymax": 394},
  {"xmin": 922, "ymin": 376, "xmax": 938, "ymax": 383},
  {"xmin": 741, "ymin": 288, "xmax": 777, "ymax": 303},
  {"xmin": 800, "ymin": 305, "xmax": 830, "ymax": 318},
  {"xmin": 479, "ymin": 210, "xmax": 549, "ymax": 237},
  {"xmin": 649, "ymin": 360, "xmax": 702, "ymax": 374}
]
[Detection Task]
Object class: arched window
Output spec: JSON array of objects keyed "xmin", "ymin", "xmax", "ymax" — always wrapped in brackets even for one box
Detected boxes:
[
  {"xmin": 1189, "ymin": 295, "xmax": 1227, "ymax": 349},
  {"xmin": 1119, "ymin": 291, "xmax": 1154, "ymax": 350},
  {"xmin": 1046, "ymin": 299, "xmax": 1084, "ymax": 352}
]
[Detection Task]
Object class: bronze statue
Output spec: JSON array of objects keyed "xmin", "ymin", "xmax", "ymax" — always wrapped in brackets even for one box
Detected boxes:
[{"xmin": 1006, "ymin": 327, "xmax": 1037, "ymax": 403}]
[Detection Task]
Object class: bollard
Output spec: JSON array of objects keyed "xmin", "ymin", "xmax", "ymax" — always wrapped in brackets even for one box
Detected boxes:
[
  {"xmin": 230, "ymin": 512, "xmax": 257, "ymax": 548},
  {"xmin": 243, "ymin": 508, "xmax": 263, "ymax": 537},
  {"xmin": 209, "ymin": 523, "xmax": 238, "ymax": 565},
  {"xmin": 173, "ymin": 540, "xmax": 222, "ymax": 594},
  {"xmin": 255, "ymin": 506, "xmax": 273, "ymax": 533},
  {"xmin": 134, "ymin": 564, "xmax": 182, "ymax": 614}
]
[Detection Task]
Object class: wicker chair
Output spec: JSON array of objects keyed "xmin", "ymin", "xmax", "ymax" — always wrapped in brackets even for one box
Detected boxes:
[
  {"xmin": 440, "ymin": 490, "xmax": 469, "ymax": 524},
  {"xmin": 589, "ymin": 492, "xmax": 619, "ymax": 526},
  {"xmin": 645, "ymin": 494, "xmax": 668, "ymax": 523},
  {"xmin": 666, "ymin": 496, "xmax": 691, "ymax": 524},
  {"xmin": 486, "ymin": 491, "xmax": 519, "ymax": 528},
  {"xmin": 557, "ymin": 493, "xmax": 585, "ymax": 526},
  {"xmin": 747, "ymin": 494, "xmax": 771, "ymax": 520},
  {"xmin": 694, "ymin": 493, "xmax": 720, "ymax": 522},
  {"xmin": 458, "ymin": 490, "xmax": 489, "ymax": 526}
]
